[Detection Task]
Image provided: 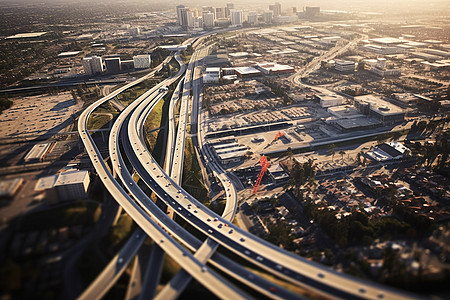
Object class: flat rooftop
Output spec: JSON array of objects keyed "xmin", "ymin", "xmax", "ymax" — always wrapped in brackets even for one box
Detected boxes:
[
  {"xmin": 369, "ymin": 37, "xmax": 405, "ymax": 44},
  {"xmin": 335, "ymin": 117, "xmax": 381, "ymax": 130},
  {"xmin": 218, "ymin": 150, "xmax": 248, "ymax": 160},
  {"xmin": 6, "ymin": 32, "xmax": 47, "ymax": 39},
  {"xmin": 35, "ymin": 170, "xmax": 89, "ymax": 191},
  {"xmin": 24, "ymin": 143, "xmax": 51, "ymax": 162},
  {"xmin": 354, "ymin": 95, "xmax": 404, "ymax": 116},
  {"xmin": 234, "ymin": 67, "xmax": 261, "ymax": 75},
  {"xmin": 0, "ymin": 178, "xmax": 23, "ymax": 198},
  {"xmin": 257, "ymin": 63, "xmax": 294, "ymax": 73},
  {"xmin": 58, "ymin": 51, "xmax": 81, "ymax": 57},
  {"xmin": 328, "ymin": 105, "xmax": 363, "ymax": 118}
]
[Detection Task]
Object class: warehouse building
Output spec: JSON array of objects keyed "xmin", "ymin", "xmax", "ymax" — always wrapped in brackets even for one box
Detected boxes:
[
  {"xmin": 353, "ymin": 94, "xmax": 405, "ymax": 124},
  {"xmin": 35, "ymin": 170, "xmax": 91, "ymax": 203}
]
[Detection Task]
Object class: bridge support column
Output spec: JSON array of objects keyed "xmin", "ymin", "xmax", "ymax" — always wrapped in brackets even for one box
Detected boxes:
[{"xmin": 112, "ymin": 206, "xmax": 122, "ymax": 226}]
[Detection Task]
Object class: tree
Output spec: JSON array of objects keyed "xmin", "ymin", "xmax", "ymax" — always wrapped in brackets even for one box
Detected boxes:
[
  {"xmin": 286, "ymin": 147, "xmax": 293, "ymax": 161},
  {"xmin": 339, "ymin": 150, "xmax": 346, "ymax": 162},
  {"xmin": 391, "ymin": 131, "xmax": 403, "ymax": 141},
  {"xmin": 328, "ymin": 144, "xmax": 336, "ymax": 162}
]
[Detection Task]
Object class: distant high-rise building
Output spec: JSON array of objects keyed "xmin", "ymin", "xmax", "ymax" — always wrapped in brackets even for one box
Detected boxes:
[
  {"xmin": 263, "ymin": 11, "xmax": 273, "ymax": 24},
  {"xmin": 133, "ymin": 55, "xmax": 151, "ymax": 69},
  {"xmin": 215, "ymin": 7, "xmax": 225, "ymax": 19},
  {"xmin": 247, "ymin": 12, "xmax": 258, "ymax": 25},
  {"xmin": 230, "ymin": 9, "xmax": 243, "ymax": 26},
  {"xmin": 269, "ymin": 2, "xmax": 281, "ymax": 16},
  {"xmin": 292, "ymin": 7, "xmax": 297, "ymax": 15},
  {"xmin": 176, "ymin": 5, "xmax": 185, "ymax": 26},
  {"xmin": 225, "ymin": 2, "xmax": 234, "ymax": 18},
  {"xmin": 203, "ymin": 12, "xmax": 215, "ymax": 29},
  {"xmin": 305, "ymin": 6, "xmax": 320, "ymax": 18},
  {"xmin": 202, "ymin": 6, "xmax": 215, "ymax": 18},
  {"xmin": 105, "ymin": 57, "xmax": 121, "ymax": 74},
  {"xmin": 129, "ymin": 27, "xmax": 140, "ymax": 36},
  {"xmin": 176, "ymin": 6, "xmax": 189, "ymax": 29},
  {"xmin": 187, "ymin": 10, "xmax": 196, "ymax": 28},
  {"xmin": 82, "ymin": 56, "xmax": 103, "ymax": 75}
]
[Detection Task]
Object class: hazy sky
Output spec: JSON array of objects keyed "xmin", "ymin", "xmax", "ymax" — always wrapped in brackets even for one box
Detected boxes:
[{"xmin": 0, "ymin": 0, "xmax": 448, "ymax": 14}]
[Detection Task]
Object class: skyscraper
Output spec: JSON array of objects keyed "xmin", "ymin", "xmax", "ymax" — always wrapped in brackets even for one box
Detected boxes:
[
  {"xmin": 230, "ymin": 9, "xmax": 243, "ymax": 26},
  {"xmin": 269, "ymin": 2, "xmax": 281, "ymax": 16},
  {"xmin": 215, "ymin": 7, "xmax": 225, "ymax": 19},
  {"xmin": 263, "ymin": 11, "xmax": 273, "ymax": 24},
  {"xmin": 133, "ymin": 55, "xmax": 151, "ymax": 69},
  {"xmin": 82, "ymin": 56, "xmax": 103, "ymax": 75},
  {"xmin": 247, "ymin": 12, "xmax": 258, "ymax": 25},
  {"xmin": 176, "ymin": 5, "xmax": 189, "ymax": 29},
  {"xmin": 225, "ymin": 2, "xmax": 234, "ymax": 18},
  {"xmin": 202, "ymin": 12, "xmax": 215, "ymax": 29},
  {"xmin": 176, "ymin": 5, "xmax": 185, "ymax": 26},
  {"xmin": 105, "ymin": 57, "xmax": 121, "ymax": 74}
]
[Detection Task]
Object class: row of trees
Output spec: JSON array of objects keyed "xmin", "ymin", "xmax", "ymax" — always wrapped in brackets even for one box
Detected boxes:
[
  {"xmin": 0, "ymin": 98, "xmax": 13, "ymax": 114},
  {"xmin": 303, "ymin": 202, "xmax": 412, "ymax": 247}
]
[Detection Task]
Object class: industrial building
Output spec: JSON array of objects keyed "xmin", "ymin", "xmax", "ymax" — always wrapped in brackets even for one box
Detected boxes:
[
  {"xmin": 363, "ymin": 44, "xmax": 404, "ymax": 55},
  {"xmin": 334, "ymin": 59, "xmax": 355, "ymax": 72},
  {"xmin": 0, "ymin": 178, "xmax": 24, "ymax": 199},
  {"xmin": 24, "ymin": 143, "xmax": 53, "ymax": 162},
  {"xmin": 327, "ymin": 105, "xmax": 381, "ymax": 132},
  {"xmin": 353, "ymin": 94, "xmax": 405, "ymax": 124},
  {"xmin": 316, "ymin": 94, "xmax": 343, "ymax": 108},
  {"xmin": 203, "ymin": 67, "xmax": 221, "ymax": 83},
  {"xmin": 366, "ymin": 142, "xmax": 410, "ymax": 162},
  {"xmin": 256, "ymin": 63, "xmax": 295, "ymax": 75},
  {"xmin": 133, "ymin": 55, "xmax": 151, "ymax": 69},
  {"xmin": 35, "ymin": 169, "xmax": 91, "ymax": 203},
  {"xmin": 234, "ymin": 66, "xmax": 261, "ymax": 78},
  {"xmin": 208, "ymin": 138, "xmax": 248, "ymax": 165}
]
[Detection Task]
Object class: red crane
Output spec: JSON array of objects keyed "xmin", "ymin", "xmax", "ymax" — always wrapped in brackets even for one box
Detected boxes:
[
  {"xmin": 274, "ymin": 131, "xmax": 284, "ymax": 141},
  {"xmin": 253, "ymin": 155, "xmax": 269, "ymax": 194}
]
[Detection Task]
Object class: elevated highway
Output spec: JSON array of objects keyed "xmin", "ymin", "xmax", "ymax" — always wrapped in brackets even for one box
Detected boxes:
[{"xmin": 78, "ymin": 33, "xmax": 418, "ymax": 300}]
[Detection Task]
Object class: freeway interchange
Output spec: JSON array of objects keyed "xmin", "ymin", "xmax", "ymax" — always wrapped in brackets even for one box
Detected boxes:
[{"xmin": 77, "ymin": 35, "xmax": 419, "ymax": 300}]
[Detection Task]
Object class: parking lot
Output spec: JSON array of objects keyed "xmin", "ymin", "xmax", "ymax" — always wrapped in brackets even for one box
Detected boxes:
[{"xmin": 0, "ymin": 92, "xmax": 81, "ymax": 138}]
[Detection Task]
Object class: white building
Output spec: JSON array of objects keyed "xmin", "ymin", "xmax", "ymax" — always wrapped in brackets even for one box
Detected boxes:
[
  {"xmin": 317, "ymin": 94, "xmax": 343, "ymax": 108},
  {"xmin": 133, "ymin": 55, "xmax": 151, "ymax": 69},
  {"xmin": 366, "ymin": 142, "xmax": 409, "ymax": 162},
  {"xmin": 202, "ymin": 12, "xmax": 214, "ymax": 29},
  {"xmin": 370, "ymin": 58, "xmax": 401, "ymax": 77},
  {"xmin": 263, "ymin": 11, "xmax": 273, "ymax": 23},
  {"xmin": 176, "ymin": 5, "xmax": 187, "ymax": 26},
  {"xmin": 203, "ymin": 67, "xmax": 221, "ymax": 83},
  {"xmin": 82, "ymin": 56, "xmax": 103, "ymax": 75},
  {"xmin": 334, "ymin": 59, "xmax": 355, "ymax": 72},
  {"xmin": 230, "ymin": 9, "xmax": 243, "ymax": 26},
  {"xmin": 354, "ymin": 94, "xmax": 405, "ymax": 124},
  {"xmin": 269, "ymin": 2, "xmax": 281, "ymax": 16},
  {"xmin": 35, "ymin": 170, "xmax": 91, "ymax": 202},
  {"xmin": 24, "ymin": 143, "xmax": 52, "ymax": 162},
  {"xmin": 247, "ymin": 11, "xmax": 258, "ymax": 25}
]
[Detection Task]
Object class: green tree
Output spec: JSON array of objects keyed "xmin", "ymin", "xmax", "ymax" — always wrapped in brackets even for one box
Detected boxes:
[
  {"xmin": 328, "ymin": 144, "xmax": 336, "ymax": 161},
  {"xmin": 339, "ymin": 150, "xmax": 346, "ymax": 162}
]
